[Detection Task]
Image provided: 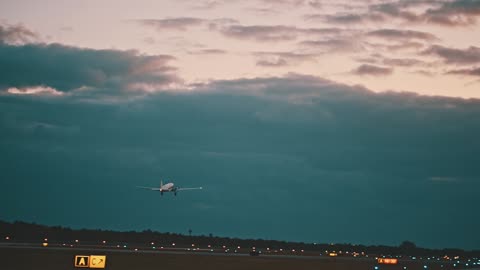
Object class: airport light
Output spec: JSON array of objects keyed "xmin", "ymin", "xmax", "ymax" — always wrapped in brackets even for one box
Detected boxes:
[
  {"xmin": 102, "ymin": 240, "xmax": 106, "ymax": 244},
  {"xmin": 5, "ymin": 236, "xmax": 9, "ymax": 240},
  {"xmin": 172, "ymin": 243, "xmax": 176, "ymax": 246},
  {"xmin": 44, "ymin": 238, "xmax": 48, "ymax": 241},
  {"xmin": 151, "ymin": 242, "xmax": 154, "ymax": 245},
  {"xmin": 75, "ymin": 239, "xmax": 79, "ymax": 243}
]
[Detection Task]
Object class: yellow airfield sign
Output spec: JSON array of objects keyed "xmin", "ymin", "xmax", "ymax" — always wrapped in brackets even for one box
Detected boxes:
[{"xmin": 74, "ymin": 255, "xmax": 106, "ymax": 268}]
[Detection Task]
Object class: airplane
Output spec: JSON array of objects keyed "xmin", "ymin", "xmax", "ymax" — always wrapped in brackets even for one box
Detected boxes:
[{"xmin": 136, "ymin": 180, "xmax": 203, "ymax": 196}]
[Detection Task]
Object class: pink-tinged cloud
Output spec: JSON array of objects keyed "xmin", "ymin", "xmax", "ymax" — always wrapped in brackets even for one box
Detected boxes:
[
  {"xmin": 219, "ymin": 24, "xmax": 350, "ymax": 42},
  {"xmin": 447, "ymin": 67, "xmax": 480, "ymax": 76},
  {"xmin": 323, "ymin": 0, "xmax": 480, "ymax": 27},
  {"xmin": 0, "ymin": 23, "xmax": 39, "ymax": 45},
  {"xmin": 136, "ymin": 18, "xmax": 206, "ymax": 31},
  {"xmin": 367, "ymin": 29, "xmax": 439, "ymax": 42},
  {"xmin": 423, "ymin": 45, "xmax": 480, "ymax": 65},
  {"xmin": 353, "ymin": 64, "xmax": 393, "ymax": 76},
  {"xmin": 254, "ymin": 52, "xmax": 317, "ymax": 67}
]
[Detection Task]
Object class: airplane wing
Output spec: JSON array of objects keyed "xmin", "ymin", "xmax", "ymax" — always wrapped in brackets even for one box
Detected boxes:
[
  {"xmin": 177, "ymin": 187, "xmax": 203, "ymax": 191},
  {"xmin": 136, "ymin": 186, "xmax": 161, "ymax": 191}
]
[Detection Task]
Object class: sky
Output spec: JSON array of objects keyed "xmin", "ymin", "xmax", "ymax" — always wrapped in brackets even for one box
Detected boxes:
[{"xmin": 1, "ymin": 0, "xmax": 480, "ymax": 250}]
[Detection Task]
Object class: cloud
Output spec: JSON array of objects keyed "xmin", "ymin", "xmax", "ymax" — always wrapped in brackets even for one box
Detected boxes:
[
  {"xmin": 0, "ymin": 42, "xmax": 179, "ymax": 96},
  {"xmin": 423, "ymin": 45, "xmax": 480, "ymax": 65},
  {"xmin": 446, "ymin": 67, "xmax": 480, "ymax": 76},
  {"xmin": 429, "ymin": 176, "xmax": 460, "ymax": 182},
  {"xmin": 135, "ymin": 17, "xmax": 206, "ymax": 31},
  {"xmin": 357, "ymin": 54, "xmax": 428, "ymax": 68},
  {"xmin": 219, "ymin": 24, "xmax": 348, "ymax": 42},
  {"xmin": 256, "ymin": 58, "xmax": 289, "ymax": 67},
  {"xmin": 2, "ymin": 73, "xmax": 480, "ymax": 249},
  {"xmin": 367, "ymin": 29, "xmax": 439, "ymax": 42},
  {"xmin": 219, "ymin": 25, "xmax": 299, "ymax": 41},
  {"xmin": 299, "ymin": 38, "xmax": 363, "ymax": 53},
  {"xmin": 322, "ymin": 13, "xmax": 386, "ymax": 24},
  {"xmin": 7, "ymin": 86, "xmax": 64, "ymax": 96},
  {"xmin": 0, "ymin": 23, "xmax": 40, "ymax": 45},
  {"xmin": 423, "ymin": 0, "xmax": 480, "ymax": 26},
  {"xmin": 135, "ymin": 17, "xmax": 238, "ymax": 32},
  {"xmin": 187, "ymin": 49, "xmax": 227, "ymax": 55},
  {"xmin": 352, "ymin": 64, "xmax": 393, "ymax": 76},
  {"xmin": 254, "ymin": 52, "xmax": 316, "ymax": 67},
  {"xmin": 323, "ymin": 0, "xmax": 480, "ymax": 27},
  {"xmin": 190, "ymin": 0, "xmax": 222, "ymax": 10}
]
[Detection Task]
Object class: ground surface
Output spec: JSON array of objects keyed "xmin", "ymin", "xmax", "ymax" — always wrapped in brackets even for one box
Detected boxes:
[{"xmin": 0, "ymin": 246, "xmax": 456, "ymax": 270}]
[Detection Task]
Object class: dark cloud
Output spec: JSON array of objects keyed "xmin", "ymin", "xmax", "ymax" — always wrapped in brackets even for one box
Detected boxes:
[
  {"xmin": 370, "ymin": 2, "xmax": 420, "ymax": 21},
  {"xmin": 220, "ymin": 25, "xmax": 299, "ymax": 41},
  {"xmin": 424, "ymin": 0, "xmax": 480, "ymax": 26},
  {"xmin": 385, "ymin": 58, "xmax": 426, "ymax": 67},
  {"xmin": 367, "ymin": 29, "xmax": 439, "ymax": 42},
  {"xmin": 446, "ymin": 67, "xmax": 480, "ymax": 76},
  {"xmin": 324, "ymin": 0, "xmax": 480, "ymax": 27},
  {"xmin": 0, "ymin": 42, "xmax": 178, "ymax": 95},
  {"xmin": 352, "ymin": 64, "xmax": 393, "ymax": 76},
  {"xmin": 219, "ymin": 24, "xmax": 348, "ymax": 42},
  {"xmin": 136, "ymin": 18, "xmax": 206, "ymax": 31},
  {"xmin": 254, "ymin": 52, "xmax": 316, "ymax": 67},
  {"xmin": 423, "ymin": 45, "xmax": 480, "ymax": 65},
  {"xmin": 256, "ymin": 58, "xmax": 289, "ymax": 67},
  {"xmin": 307, "ymin": 0, "xmax": 322, "ymax": 9},
  {"xmin": 378, "ymin": 56, "xmax": 428, "ymax": 67},
  {"xmin": 300, "ymin": 38, "xmax": 363, "ymax": 53},
  {"xmin": 357, "ymin": 54, "xmax": 428, "ymax": 68},
  {"xmin": 322, "ymin": 13, "xmax": 386, "ymax": 24},
  {"xmin": 188, "ymin": 49, "xmax": 227, "ymax": 55},
  {"xmin": 385, "ymin": 41, "xmax": 426, "ymax": 51},
  {"xmin": 2, "ymin": 74, "xmax": 480, "ymax": 249},
  {"xmin": 136, "ymin": 17, "xmax": 238, "ymax": 32},
  {"xmin": 0, "ymin": 23, "xmax": 40, "ymax": 45}
]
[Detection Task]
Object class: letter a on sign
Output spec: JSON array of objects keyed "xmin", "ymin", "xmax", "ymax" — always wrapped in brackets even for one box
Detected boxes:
[{"xmin": 75, "ymin": 255, "xmax": 90, "ymax": 268}]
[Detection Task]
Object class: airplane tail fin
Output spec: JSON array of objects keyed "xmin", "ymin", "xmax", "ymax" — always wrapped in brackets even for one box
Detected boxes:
[{"xmin": 160, "ymin": 180, "xmax": 163, "ymax": 189}]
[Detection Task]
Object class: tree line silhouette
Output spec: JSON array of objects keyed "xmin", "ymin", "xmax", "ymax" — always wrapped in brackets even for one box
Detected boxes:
[{"xmin": 1, "ymin": 220, "xmax": 478, "ymax": 259}]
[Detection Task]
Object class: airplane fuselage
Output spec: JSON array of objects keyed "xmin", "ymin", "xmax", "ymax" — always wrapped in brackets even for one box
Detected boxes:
[{"xmin": 160, "ymin": 183, "xmax": 177, "ymax": 195}]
